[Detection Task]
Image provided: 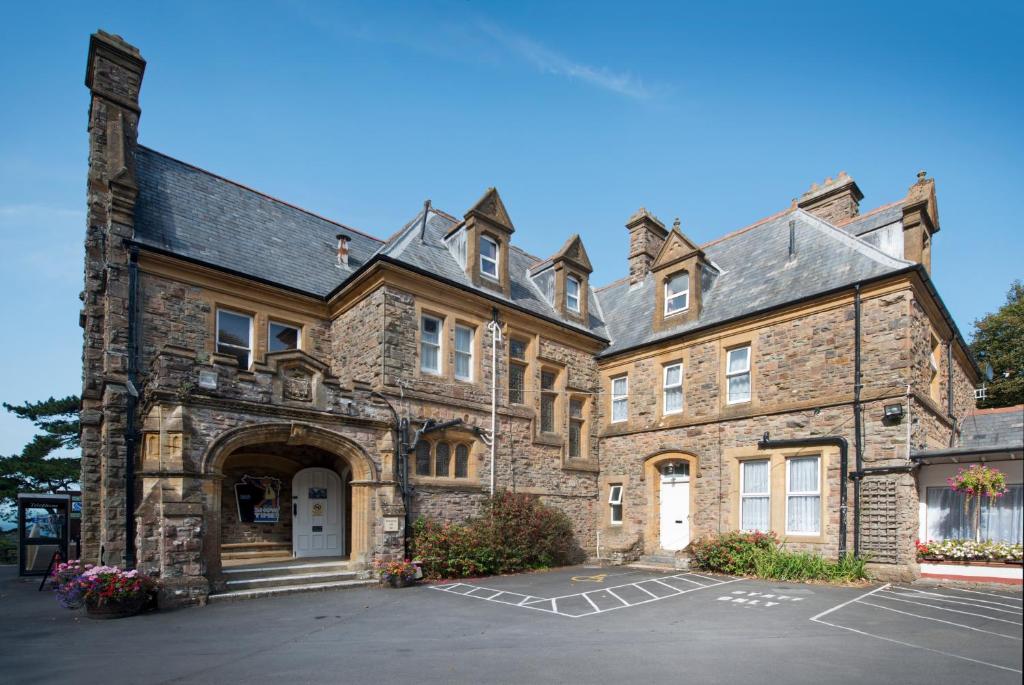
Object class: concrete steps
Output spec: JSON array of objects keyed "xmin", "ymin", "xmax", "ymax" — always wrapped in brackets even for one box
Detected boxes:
[
  {"xmin": 210, "ymin": 558, "xmax": 375, "ymax": 602},
  {"xmin": 631, "ymin": 551, "xmax": 692, "ymax": 572},
  {"xmin": 221, "ymin": 542, "xmax": 292, "ymax": 563}
]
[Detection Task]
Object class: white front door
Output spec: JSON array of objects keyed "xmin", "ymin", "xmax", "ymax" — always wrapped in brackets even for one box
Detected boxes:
[
  {"xmin": 292, "ymin": 467, "xmax": 343, "ymax": 558},
  {"xmin": 660, "ymin": 462, "xmax": 691, "ymax": 551}
]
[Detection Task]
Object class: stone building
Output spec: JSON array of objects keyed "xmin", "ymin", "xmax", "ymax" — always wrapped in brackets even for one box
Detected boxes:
[{"xmin": 81, "ymin": 31, "xmax": 992, "ymax": 606}]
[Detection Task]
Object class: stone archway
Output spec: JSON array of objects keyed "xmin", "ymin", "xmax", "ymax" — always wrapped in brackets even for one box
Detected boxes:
[
  {"xmin": 202, "ymin": 422, "xmax": 380, "ymax": 581},
  {"xmin": 642, "ymin": 451, "xmax": 701, "ymax": 555}
]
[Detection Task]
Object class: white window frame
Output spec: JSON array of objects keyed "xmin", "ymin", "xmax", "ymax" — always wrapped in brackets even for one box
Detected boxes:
[
  {"xmin": 739, "ymin": 459, "xmax": 771, "ymax": 533},
  {"xmin": 785, "ymin": 456, "xmax": 821, "ymax": 536},
  {"xmin": 420, "ymin": 314, "xmax": 443, "ymax": 375},
  {"xmin": 454, "ymin": 324, "xmax": 474, "ymax": 381},
  {"xmin": 216, "ymin": 308, "xmax": 253, "ymax": 369},
  {"xmin": 268, "ymin": 320, "xmax": 301, "ymax": 353},
  {"xmin": 726, "ymin": 346, "xmax": 752, "ymax": 405},
  {"xmin": 566, "ymin": 275, "xmax": 581, "ymax": 313},
  {"xmin": 608, "ymin": 485, "xmax": 623, "ymax": 525},
  {"xmin": 611, "ymin": 376, "xmax": 629, "ymax": 423},
  {"xmin": 664, "ymin": 272, "xmax": 689, "ymax": 315},
  {"xmin": 479, "ymin": 235, "xmax": 499, "ymax": 280},
  {"xmin": 663, "ymin": 363, "xmax": 684, "ymax": 415}
]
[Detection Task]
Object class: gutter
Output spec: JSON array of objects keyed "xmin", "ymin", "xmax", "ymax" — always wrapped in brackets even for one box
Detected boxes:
[{"xmin": 757, "ymin": 432, "xmax": 849, "ymax": 559}]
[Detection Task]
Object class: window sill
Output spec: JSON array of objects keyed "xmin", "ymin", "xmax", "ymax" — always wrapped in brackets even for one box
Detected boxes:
[
  {"xmin": 409, "ymin": 478, "xmax": 481, "ymax": 490},
  {"xmin": 534, "ymin": 432, "xmax": 564, "ymax": 447},
  {"xmin": 562, "ymin": 459, "xmax": 599, "ymax": 473}
]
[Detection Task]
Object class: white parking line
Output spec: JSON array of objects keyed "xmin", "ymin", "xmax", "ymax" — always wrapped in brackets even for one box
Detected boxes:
[
  {"xmin": 888, "ymin": 587, "xmax": 1024, "ymax": 613},
  {"xmin": 877, "ymin": 591, "xmax": 1024, "ymax": 625},
  {"xmin": 859, "ymin": 600, "xmax": 1022, "ymax": 640},
  {"xmin": 431, "ymin": 572, "xmax": 738, "ymax": 618},
  {"xmin": 809, "ymin": 583, "xmax": 890, "ymax": 621},
  {"xmin": 939, "ymin": 587, "xmax": 1023, "ymax": 603}
]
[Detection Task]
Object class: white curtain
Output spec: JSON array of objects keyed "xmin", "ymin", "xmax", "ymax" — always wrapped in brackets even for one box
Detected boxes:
[
  {"xmin": 727, "ymin": 348, "xmax": 750, "ymax": 403},
  {"xmin": 455, "ymin": 327, "xmax": 472, "ymax": 379},
  {"xmin": 787, "ymin": 457, "xmax": 820, "ymax": 534},
  {"xmin": 741, "ymin": 460, "xmax": 770, "ymax": 532},
  {"xmin": 927, "ymin": 485, "xmax": 1023, "ymax": 543},
  {"xmin": 664, "ymin": 365, "xmax": 683, "ymax": 413}
]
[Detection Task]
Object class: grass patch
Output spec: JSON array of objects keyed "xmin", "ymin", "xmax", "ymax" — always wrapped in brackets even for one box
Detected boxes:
[{"xmin": 691, "ymin": 531, "xmax": 868, "ymax": 583}]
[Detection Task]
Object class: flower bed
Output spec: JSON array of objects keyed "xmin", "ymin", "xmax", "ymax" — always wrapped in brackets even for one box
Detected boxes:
[
  {"xmin": 915, "ymin": 539, "xmax": 1023, "ymax": 564},
  {"xmin": 690, "ymin": 531, "xmax": 869, "ymax": 583},
  {"xmin": 51, "ymin": 562, "xmax": 157, "ymax": 618}
]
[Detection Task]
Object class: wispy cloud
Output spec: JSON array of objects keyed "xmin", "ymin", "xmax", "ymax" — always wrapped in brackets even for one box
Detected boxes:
[{"xmin": 479, "ymin": 21, "xmax": 654, "ymax": 101}]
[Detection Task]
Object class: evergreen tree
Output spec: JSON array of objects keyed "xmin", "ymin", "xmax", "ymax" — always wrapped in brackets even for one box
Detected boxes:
[
  {"xmin": 0, "ymin": 396, "xmax": 80, "ymax": 518},
  {"xmin": 971, "ymin": 280, "xmax": 1024, "ymax": 409}
]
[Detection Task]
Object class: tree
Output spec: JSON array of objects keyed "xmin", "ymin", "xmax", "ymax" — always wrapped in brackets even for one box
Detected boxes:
[
  {"xmin": 971, "ymin": 280, "xmax": 1024, "ymax": 409},
  {"xmin": 0, "ymin": 396, "xmax": 80, "ymax": 518}
]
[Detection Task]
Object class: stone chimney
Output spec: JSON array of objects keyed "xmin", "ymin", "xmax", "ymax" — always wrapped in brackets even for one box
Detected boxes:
[
  {"xmin": 626, "ymin": 208, "xmax": 668, "ymax": 286},
  {"xmin": 80, "ymin": 31, "xmax": 146, "ymax": 569},
  {"xmin": 797, "ymin": 172, "xmax": 863, "ymax": 224},
  {"xmin": 336, "ymin": 234, "xmax": 351, "ymax": 267},
  {"xmin": 901, "ymin": 170, "xmax": 940, "ymax": 273}
]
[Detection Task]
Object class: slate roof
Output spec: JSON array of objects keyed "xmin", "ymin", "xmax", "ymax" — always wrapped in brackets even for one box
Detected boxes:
[
  {"xmin": 594, "ymin": 208, "xmax": 913, "ymax": 356},
  {"xmin": 838, "ymin": 202, "xmax": 903, "ymax": 236},
  {"xmin": 959, "ymin": 406, "xmax": 1024, "ymax": 450},
  {"xmin": 134, "ymin": 146, "xmax": 382, "ymax": 297}
]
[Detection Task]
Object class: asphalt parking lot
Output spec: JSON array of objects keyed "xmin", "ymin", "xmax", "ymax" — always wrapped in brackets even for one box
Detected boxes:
[{"xmin": 1, "ymin": 565, "xmax": 1020, "ymax": 684}]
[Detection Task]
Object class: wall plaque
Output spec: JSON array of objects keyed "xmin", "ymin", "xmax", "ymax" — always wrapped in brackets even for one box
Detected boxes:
[{"xmin": 383, "ymin": 517, "xmax": 401, "ymax": 533}]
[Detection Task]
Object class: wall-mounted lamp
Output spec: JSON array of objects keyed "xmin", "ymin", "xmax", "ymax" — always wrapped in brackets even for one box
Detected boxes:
[{"xmin": 883, "ymin": 403, "xmax": 904, "ymax": 421}]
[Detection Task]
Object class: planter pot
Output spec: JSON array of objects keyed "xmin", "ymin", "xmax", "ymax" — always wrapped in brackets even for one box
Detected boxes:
[
  {"xmin": 85, "ymin": 595, "xmax": 146, "ymax": 620},
  {"xmin": 386, "ymin": 575, "xmax": 417, "ymax": 588}
]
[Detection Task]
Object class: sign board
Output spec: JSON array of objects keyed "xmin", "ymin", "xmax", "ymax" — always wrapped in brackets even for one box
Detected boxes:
[
  {"xmin": 383, "ymin": 517, "xmax": 401, "ymax": 533},
  {"xmin": 234, "ymin": 475, "xmax": 283, "ymax": 524}
]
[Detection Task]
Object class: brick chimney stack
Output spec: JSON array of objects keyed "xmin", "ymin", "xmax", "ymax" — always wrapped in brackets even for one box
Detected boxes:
[
  {"xmin": 626, "ymin": 207, "xmax": 668, "ymax": 286},
  {"xmin": 797, "ymin": 171, "xmax": 863, "ymax": 225}
]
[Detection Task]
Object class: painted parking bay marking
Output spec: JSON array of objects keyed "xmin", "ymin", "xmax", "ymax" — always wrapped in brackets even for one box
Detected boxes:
[
  {"xmin": 570, "ymin": 573, "xmax": 608, "ymax": 583},
  {"xmin": 431, "ymin": 572, "xmax": 738, "ymax": 618},
  {"xmin": 716, "ymin": 589, "xmax": 804, "ymax": 608}
]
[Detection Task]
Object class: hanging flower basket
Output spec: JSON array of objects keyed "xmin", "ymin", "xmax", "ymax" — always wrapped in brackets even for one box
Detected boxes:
[{"xmin": 947, "ymin": 465, "xmax": 1009, "ymax": 543}]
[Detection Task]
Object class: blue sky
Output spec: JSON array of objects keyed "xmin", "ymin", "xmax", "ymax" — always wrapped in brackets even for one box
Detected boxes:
[{"xmin": 0, "ymin": 1, "xmax": 1021, "ymax": 456}]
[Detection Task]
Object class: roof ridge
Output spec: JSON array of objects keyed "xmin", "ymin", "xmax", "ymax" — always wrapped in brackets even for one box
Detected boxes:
[
  {"xmin": 595, "ymin": 275, "xmax": 629, "ymax": 292},
  {"xmin": 834, "ymin": 199, "xmax": 903, "ymax": 228},
  {"xmin": 509, "ymin": 244, "xmax": 543, "ymax": 262},
  {"xmin": 137, "ymin": 145, "xmax": 384, "ymax": 243},
  {"xmin": 700, "ymin": 206, "xmax": 796, "ymax": 250}
]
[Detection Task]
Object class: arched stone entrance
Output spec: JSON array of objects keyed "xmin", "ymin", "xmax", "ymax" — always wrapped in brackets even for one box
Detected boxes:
[
  {"xmin": 201, "ymin": 422, "xmax": 379, "ymax": 581},
  {"xmin": 642, "ymin": 451, "xmax": 700, "ymax": 555}
]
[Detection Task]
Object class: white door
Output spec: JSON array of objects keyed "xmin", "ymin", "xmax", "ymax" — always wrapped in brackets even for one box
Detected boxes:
[
  {"xmin": 292, "ymin": 467, "xmax": 343, "ymax": 558},
  {"xmin": 659, "ymin": 462, "xmax": 691, "ymax": 551}
]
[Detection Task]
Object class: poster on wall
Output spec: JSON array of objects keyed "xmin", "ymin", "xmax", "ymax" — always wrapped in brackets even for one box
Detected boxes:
[{"xmin": 235, "ymin": 475, "xmax": 283, "ymax": 524}]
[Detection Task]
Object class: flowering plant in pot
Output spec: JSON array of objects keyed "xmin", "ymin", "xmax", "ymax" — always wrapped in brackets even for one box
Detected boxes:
[
  {"xmin": 76, "ymin": 566, "xmax": 156, "ymax": 619},
  {"xmin": 947, "ymin": 465, "xmax": 1008, "ymax": 542},
  {"xmin": 375, "ymin": 559, "xmax": 420, "ymax": 587},
  {"xmin": 52, "ymin": 559, "xmax": 89, "ymax": 609}
]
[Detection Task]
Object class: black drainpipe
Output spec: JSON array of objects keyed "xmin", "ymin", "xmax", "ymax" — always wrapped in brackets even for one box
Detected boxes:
[
  {"xmin": 124, "ymin": 245, "xmax": 141, "ymax": 568},
  {"xmin": 852, "ymin": 284, "xmax": 863, "ymax": 558},
  {"xmin": 369, "ymin": 392, "xmax": 412, "ymax": 558},
  {"xmin": 758, "ymin": 432, "xmax": 848, "ymax": 559}
]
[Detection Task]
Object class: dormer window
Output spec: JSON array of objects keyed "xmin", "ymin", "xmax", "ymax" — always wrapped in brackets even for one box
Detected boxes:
[
  {"xmin": 480, "ymin": 235, "xmax": 499, "ymax": 279},
  {"xmin": 665, "ymin": 272, "xmax": 689, "ymax": 315},
  {"xmin": 566, "ymin": 275, "xmax": 581, "ymax": 313}
]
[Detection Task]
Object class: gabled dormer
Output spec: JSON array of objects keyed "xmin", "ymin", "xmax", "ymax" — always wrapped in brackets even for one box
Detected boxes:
[
  {"xmin": 548, "ymin": 234, "xmax": 593, "ymax": 322},
  {"xmin": 651, "ymin": 221, "xmax": 706, "ymax": 331},
  {"xmin": 454, "ymin": 187, "xmax": 514, "ymax": 297}
]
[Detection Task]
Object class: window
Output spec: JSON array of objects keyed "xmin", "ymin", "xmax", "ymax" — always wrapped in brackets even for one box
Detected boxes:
[
  {"xmin": 740, "ymin": 459, "xmax": 770, "ymax": 532},
  {"xmin": 726, "ymin": 346, "xmax": 751, "ymax": 404},
  {"xmin": 480, "ymin": 235, "xmax": 499, "ymax": 279},
  {"xmin": 611, "ymin": 376, "xmax": 628, "ymax": 423},
  {"xmin": 665, "ymin": 272, "xmax": 689, "ymax": 315},
  {"xmin": 508, "ymin": 338, "xmax": 528, "ymax": 405},
  {"xmin": 455, "ymin": 325, "xmax": 474, "ymax": 381},
  {"xmin": 415, "ymin": 441, "xmax": 431, "ymax": 477},
  {"xmin": 216, "ymin": 309, "xmax": 253, "ymax": 369},
  {"xmin": 420, "ymin": 315, "xmax": 442, "ymax": 374},
  {"xmin": 663, "ymin": 363, "xmax": 683, "ymax": 415},
  {"xmin": 786, "ymin": 456, "xmax": 821, "ymax": 535},
  {"xmin": 608, "ymin": 485, "xmax": 623, "ymax": 524},
  {"xmin": 926, "ymin": 484, "xmax": 1022, "ymax": 544},
  {"xmin": 268, "ymin": 321, "xmax": 300, "ymax": 353},
  {"xmin": 566, "ymin": 275, "xmax": 581, "ymax": 313},
  {"xmin": 540, "ymin": 370, "xmax": 557, "ymax": 433},
  {"xmin": 568, "ymin": 398, "xmax": 585, "ymax": 458},
  {"xmin": 434, "ymin": 442, "xmax": 451, "ymax": 477},
  {"xmin": 455, "ymin": 444, "xmax": 470, "ymax": 479}
]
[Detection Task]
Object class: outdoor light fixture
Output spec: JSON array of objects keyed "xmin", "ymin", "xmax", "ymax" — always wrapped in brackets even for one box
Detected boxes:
[{"xmin": 883, "ymin": 403, "xmax": 904, "ymax": 421}]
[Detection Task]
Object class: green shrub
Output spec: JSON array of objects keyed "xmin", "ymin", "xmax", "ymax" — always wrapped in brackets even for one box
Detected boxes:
[
  {"xmin": 412, "ymin": 491, "xmax": 584, "ymax": 579},
  {"xmin": 691, "ymin": 531, "xmax": 868, "ymax": 583}
]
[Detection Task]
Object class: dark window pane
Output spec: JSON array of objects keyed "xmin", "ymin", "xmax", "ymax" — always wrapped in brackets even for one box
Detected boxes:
[
  {"xmin": 569, "ymin": 420, "xmax": 582, "ymax": 458},
  {"xmin": 217, "ymin": 310, "xmax": 251, "ymax": 348},
  {"xmin": 541, "ymin": 394, "xmax": 555, "ymax": 433},
  {"xmin": 541, "ymin": 371, "xmax": 556, "ymax": 390},
  {"xmin": 415, "ymin": 441, "xmax": 431, "ymax": 476},
  {"xmin": 509, "ymin": 364, "xmax": 525, "ymax": 404},
  {"xmin": 569, "ymin": 399, "xmax": 583, "ymax": 419},
  {"xmin": 455, "ymin": 445, "xmax": 469, "ymax": 478},
  {"xmin": 435, "ymin": 442, "xmax": 451, "ymax": 477},
  {"xmin": 510, "ymin": 339, "xmax": 527, "ymax": 360},
  {"xmin": 269, "ymin": 322, "xmax": 299, "ymax": 352}
]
